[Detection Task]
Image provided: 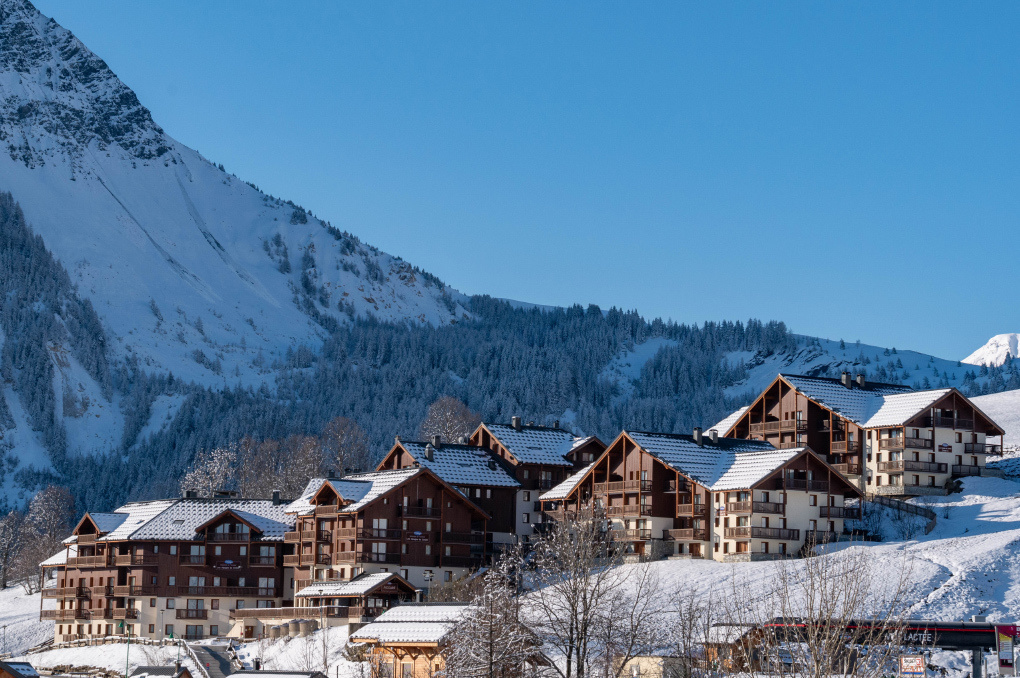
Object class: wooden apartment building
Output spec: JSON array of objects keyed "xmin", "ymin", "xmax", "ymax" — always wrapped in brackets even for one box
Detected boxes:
[
  {"xmin": 540, "ymin": 428, "xmax": 862, "ymax": 562},
  {"xmin": 40, "ymin": 494, "xmax": 292, "ymax": 642},
  {"xmin": 714, "ymin": 373, "xmax": 1006, "ymax": 497}
]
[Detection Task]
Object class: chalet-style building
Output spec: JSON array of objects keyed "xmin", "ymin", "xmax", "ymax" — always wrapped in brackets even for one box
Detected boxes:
[
  {"xmin": 283, "ymin": 468, "xmax": 489, "ymax": 592},
  {"xmin": 40, "ymin": 494, "xmax": 292, "ymax": 642},
  {"xmin": 376, "ymin": 437, "xmax": 522, "ymax": 545},
  {"xmin": 348, "ymin": 603, "xmax": 473, "ymax": 678},
  {"xmin": 713, "ymin": 373, "xmax": 1006, "ymax": 497},
  {"xmin": 470, "ymin": 418, "xmax": 606, "ymax": 541},
  {"xmin": 540, "ymin": 429, "xmax": 862, "ymax": 562}
]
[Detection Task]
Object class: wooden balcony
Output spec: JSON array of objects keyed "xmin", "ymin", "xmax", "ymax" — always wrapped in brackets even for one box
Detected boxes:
[
  {"xmin": 879, "ymin": 437, "xmax": 934, "ymax": 450},
  {"xmin": 207, "ymin": 532, "xmax": 249, "ymax": 542},
  {"xmin": 607, "ymin": 504, "xmax": 652, "ymax": 517},
  {"xmin": 178, "ymin": 554, "xmax": 206, "ymax": 566},
  {"xmin": 40, "ymin": 609, "xmax": 81, "ymax": 621},
  {"xmin": 42, "ymin": 587, "xmax": 76, "ymax": 598},
  {"xmin": 753, "ymin": 501, "xmax": 786, "ymax": 515},
  {"xmin": 724, "ymin": 526, "xmax": 800, "ymax": 540},
  {"xmin": 594, "ymin": 480, "xmax": 653, "ymax": 493},
  {"xmin": 317, "ymin": 530, "xmax": 332, "ymax": 542},
  {"xmin": 335, "ymin": 527, "xmax": 358, "ymax": 539},
  {"xmin": 676, "ymin": 503, "xmax": 708, "ymax": 518},
  {"xmin": 819, "ymin": 506, "xmax": 860, "ymax": 519},
  {"xmin": 608, "ymin": 528, "xmax": 652, "ymax": 541},
  {"xmin": 108, "ymin": 608, "xmax": 139, "ymax": 620},
  {"xmin": 830, "ymin": 440, "xmax": 860, "ymax": 453},
  {"xmin": 402, "ymin": 506, "xmax": 442, "ymax": 518},
  {"xmin": 173, "ymin": 585, "xmax": 275, "ymax": 597},
  {"xmin": 924, "ymin": 416, "xmax": 973, "ymax": 429},
  {"xmin": 249, "ymin": 555, "xmax": 276, "ymax": 566},
  {"xmin": 115, "ymin": 554, "xmax": 159, "ymax": 566},
  {"xmin": 543, "ymin": 507, "xmax": 577, "ymax": 522},
  {"xmin": 230, "ymin": 605, "xmax": 358, "ymax": 620},
  {"xmin": 965, "ymin": 443, "xmax": 1002, "ymax": 455},
  {"xmin": 831, "ymin": 462, "xmax": 862, "ymax": 476},
  {"xmin": 299, "ymin": 553, "xmax": 316, "ymax": 565},
  {"xmin": 284, "ymin": 531, "xmax": 302, "ymax": 543},
  {"xmin": 314, "ymin": 505, "xmax": 339, "ymax": 516},
  {"xmin": 774, "ymin": 478, "xmax": 828, "ymax": 492},
  {"xmin": 749, "ymin": 420, "xmax": 809, "ymax": 434},
  {"xmin": 283, "ymin": 554, "xmax": 301, "ymax": 566},
  {"xmin": 334, "ymin": 552, "xmax": 357, "ymax": 563},
  {"xmin": 66, "ymin": 555, "xmax": 111, "ymax": 568},
  {"xmin": 176, "ymin": 609, "xmax": 209, "ymax": 619},
  {"xmin": 726, "ymin": 501, "xmax": 752, "ymax": 514},
  {"xmin": 952, "ymin": 464, "xmax": 983, "ymax": 477},
  {"xmin": 877, "ymin": 460, "xmax": 947, "ymax": 473},
  {"xmin": 112, "ymin": 585, "xmax": 155, "ymax": 596},
  {"xmin": 804, "ymin": 530, "xmax": 840, "ymax": 544},
  {"xmin": 663, "ymin": 528, "xmax": 709, "ymax": 541},
  {"xmin": 76, "ymin": 534, "xmax": 97, "ymax": 544}
]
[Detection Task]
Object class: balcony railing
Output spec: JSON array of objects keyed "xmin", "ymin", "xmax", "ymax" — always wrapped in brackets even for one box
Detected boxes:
[
  {"xmin": 753, "ymin": 501, "xmax": 786, "ymax": 515},
  {"xmin": 922, "ymin": 416, "xmax": 975, "ymax": 430},
  {"xmin": 115, "ymin": 554, "xmax": 159, "ymax": 566},
  {"xmin": 108, "ymin": 608, "xmax": 139, "ymax": 620},
  {"xmin": 283, "ymin": 554, "xmax": 300, "ymax": 567},
  {"xmin": 402, "ymin": 506, "xmax": 442, "ymax": 518},
  {"xmin": 112, "ymin": 585, "xmax": 155, "ymax": 596},
  {"xmin": 723, "ymin": 526, "xmax": 800, "ymax": 540},
  {"xmin": 314, "ymin": 505, "xmax": 339, "ymax": 516},
  {"xmin": 360, "ymin": 552, "xmax": 402, "ymax": 564},
  {"xmin": 300, "ymin": 553, "xmax": 316, "ymax": 565},
  {"xmin": 965, "ymin": 443, "xmax": 1002, "ymax": 455},
  {"xmin": 594, "ymin": 480, "xmax": 653, "ymax": 493},
  {"xmin": 334, "ymin": 552, "xmax": 357, "ymax": 563},
  {"xmin": 608, "ymin": 528, "xmax": 652, "ymax": 541},
  {"xmin": 178, "ymin": 555, "xmax": 206, "ymax": 565},
  {"xmin": 877, "ymin": 460, "xmax": 947, "ymax": 473},
  {"xmin": 726, "ymin": 501, "xmax": 752, "ymax": 514},
  {"xmin": 749, "ymin": 420, "xmax": 809, "ymax": 434},
  {"xmin": 665, "ymin": 478, "xmax": 690, "ymax": 493},
  {"xmin": 442, "ymin": 532, "xmax": 486, "ymax": 544},
  {"xmin": 66, "ymin": 555, "xmax": 111, "ymax": 568},
  {"xmin": 543, "ymin": 508, "xmax": 577, "ymax": 522},
  {"xmin": 606, "ymin": 504, "xmax": 652, "ymax": 517},
  {"xmin": 42, "ymin": 587, "xmax": 76, "ymax": 598},
  {"xmin": 831, "ymin": 462, "xmax": 862, "ymax": 476},
  {"xmin": 284, "ymin": 531, "xmax": 302, "ymax": 542},
  {"xmin": 804, "ymin": 530, "xmax": 840, "ymax": 544},
  {"xmin": 207, "ymin": 532, "xmax": 250, "ymax": 542},
  {"xmin": 230, "ymin": 605, "xmax": 360, "ymax": 620},
  {"xmin": 952, "ymin": 465, "xmax": 983, "ymax": 477},
  {"xmin": 176, "ymin": 609, "xmax": 209, "ymax": 619},
  {"xmin": 75, "ymin": 586, "xmax": 90, "ymax": 598},
  {"xmin": 249, "ymin": 555, "xmax": 277, "ymax": 566},
  {"xmin": 663, "ymin": 528, "xmax": 709, "ymax": 541},
  {"xmin": 76, "ymin": 534, "xmax": 97, "ymax": 544},
  {"xmin": 335, "ymin": 528, "xmax": 358, "ymax": 539},
  {"xmin": 775, "ymin": 478, "xmax": 829, "ymax": 492},
  {"xmin": 819, "ymin": 506, "xmax": 860, "ymax": 519},
  {"xmin": 316, "ymin": 554, "xmax": 332, "ymax": 565},
  {"xmin": 40, "ymin": 609, "xmax": 81, "ymax": 621},
  {"xmin": 676, "ymin": 503, "xmax": 709, "ymax": 517},
  {"xmin": 173, "ymin": 585, "xmax": 275, "ymax": 597},
  {"xmin": 830, "ymin": 440, "xmax": 860, "ymax": 453},
  {"xmin": 879, "ymin": 437, "xmax": 934, "ymax": 450}
]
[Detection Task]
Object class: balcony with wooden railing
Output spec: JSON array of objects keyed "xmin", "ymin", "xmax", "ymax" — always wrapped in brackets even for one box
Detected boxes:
[
  {"xmin": 40, "ymin": 609, "xmax": 80, "ymax": 621},
  {"xmin": 115, "ymin": 554, "xmax": 159, "ymax": 566},
  {"xmin": 173, "ymin": 585, "xmax": 274, "ymax": 597},
  {"xmin": 879, "ymin": 437, "xmax": 934, "ymax": 451},
  {"xmin": 333, "ymin": 552, "xmax": 357, "ymax": 563},
  {"xmin": 108, "ymin": 607, "xmax": 139, "ymax": 620},
  {"xmin": 749, "ymin": 420, "xmax": 809, "ymax": 434},
  {"xmin": 608, "ymin": 528, "xmax": 652, "ymax": 541},
  {"xmin": 112, "ymin": 585, "xmax": 155, "ymax": 596},
  {"xmin": 176, "ymin": 609, "xmax": 209, "ymax": 619},
  {"xmin": 360, "ymin": 528, "xmax": 402, "ymax": 540},
  {"xmin": 207, "ymin": 532, "xmax": 250, "ymax": 542},
  {"xmin": 965, "ymin": 443, "xmax": 1002, "ymax": 455},
  {"xmin": 335, "ymin": 527, "xmax": 358, "ymax": 539},
  {"xmin": 178, "ymin": 554, "xmax": 206, "ymax": 566},
  {"xmin": 724, "ymin": 526, "xmax": 800, "ymax": 540},
  {"xmin": 830, "ymin": 440, "xmax": 860, "ymax": 453},
  {"xmin": 606, "ymin": 504, "xmax": 652, "ymax": 517},
  {"xmin": 230, "ymin": 605, "xmax": 361, "ymax": 620},
  {"xmin": 66, "ymin": 554, "xmax": 111, "ymax": 568},
  {"xmin": 676, "ymin": 503, "xmax": 709, "ymax": 518},
  {"xmin": 594, "ymin": 480, "xmax": 653, "ymax": 494},
  {"xmin": 299, "ymin": 553, "xmax": 316, "ymax": 566},
  {"xmin": 818, "ymin": 506, "xmax": 860, "ymax": 519},
  {"xmin": 924, "ymin": 416, "xmax": 974, "ymax": 430},
  {"xmin": 804, "ymin": 530, "xmax": 840, "ymax": 544},
  {"xmin": 314, "ymin": 505, "xmax": 339, "ymax": 516},
  {"xmin": 753, "ymin": 501, "xmax": 786, "ymax": 515},
  {"xmin": 663, "ymin": 528, "xmax": 709, "ymax": 541},
  {"xmin": 542, "ymin": 507, "xmax": 577, "ymax": 522},
  {"xmin": 76, "ymin": 534, "xmax": 97, "ymax": 544},
  {"xmin": 877, "ymin": 460, "xmax": 947, "ymax": 474},
  {"xmin": 726, "ymin": 501, "xmax": 752, "ymax": 514},
  {"xmin": 831, "ymin": 462, "xmax": 862, "ymax": 476},
  {"xmin": 42, "ymin": 586, "xmax": 76, "ymax": 599},
  {"xmin": 249, "ymin": 555, "xmax": 277, "ymax": 566},
  {"xmin": 283, "ymin": 554, "xmax": 301, "ymax": 567},
  {"xmin": 774, "ymin": 478, "xmax": 829, "ymax": 492}
]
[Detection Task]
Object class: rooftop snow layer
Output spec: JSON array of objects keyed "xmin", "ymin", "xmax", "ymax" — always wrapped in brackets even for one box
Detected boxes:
[
  {"xmin": 781, "ymin": 374, "xmax": 912, "ymax": 425},
  {"xmin": 483, "ymin": 423, "xmax": 577, "ymax": 466},
  {"xmin": 129, "ymin": 499, "xmax": 292, "ymax": 541},
  {"xmin": 294, "ymin": 572, "xmax": 409, "ymax": 598},
  {"xmin": 397, "ymin": 441, "xmax": 519, "ymax": 487},
  {"xmin": 287, "ymin": 469, "xmax": 423, "ymax": 516},
  {"xmin": 708, "ymin": 406, "xmax": 749, "ymax": 435},
  {"xmin": 349, "ymin": 603, "xmax": 472, "ymax": 644},
  {"xmin": 540, "ymin": 461, "xmax": 599, "ymax": 501}
]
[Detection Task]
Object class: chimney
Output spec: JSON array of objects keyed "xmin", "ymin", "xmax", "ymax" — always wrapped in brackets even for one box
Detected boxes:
[
  {"xmin": 841, "ymin": 371, "xmax": 851, "ymax": 388},
  {"xmin": 212, "ymin": 489, "xmax": 237, "ymax": 499},
  {"xmin": 488, "ymin": 459, "xmax": 497, "ymax": 471},
  {"xmin": 326, "ymin": 469, "xmax": 337, "ymax": 480},
  {"xmin": 528, "ymin": 421, "xmax": 535, "ymax": 426},
  {"xmin": 512, "ymin": 416, "xmax": 522, "ymax": 431},
  {"xmin": 554, "ymin": 420, "xmax": 560, "ymax": 429},
  {"xmin": 395, "ymin": 434, "xmax": 401, "ymax": 443},
  {"xmin": 431, "ymin": 435, "xmax": 442, "ymax": 449},
  {"xmin": 272, "ymin": 490, "xmax": 282, "ymax": 505},
  {"xmin": 856, "ymin": 373, "xmax": 866, "ymax": 388},
  {"xmin": 709, "ymin": 429, "xmax": 718, "ymax": 444},
  {"xmin": 183, "ymin": 489, "xmax": 197, "ymax": 499},
  {"xmin": 424, "ymin": 444, "xmax": 435, "ymax": 461},
  {"xmin": 692, "ymin": 427, "xmax": 703, "ymax": 446}
]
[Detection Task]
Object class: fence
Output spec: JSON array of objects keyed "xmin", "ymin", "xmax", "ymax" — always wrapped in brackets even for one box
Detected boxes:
[{"xmin": 866, "ymin": 494, "xmax": 937, "ymax": 534}]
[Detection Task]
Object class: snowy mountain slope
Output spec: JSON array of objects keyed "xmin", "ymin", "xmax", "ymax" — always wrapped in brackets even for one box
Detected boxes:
[
  {"xmin": 723, "ymin": 335, "xmax": 997, "ymax": 399},
  {"xmin": 964, "ymin": 334, "xmax": 1020, "ymax": 368},
  {"xmin": 0, "ymin": 0, "xmax": 468, "ymax": 391}
]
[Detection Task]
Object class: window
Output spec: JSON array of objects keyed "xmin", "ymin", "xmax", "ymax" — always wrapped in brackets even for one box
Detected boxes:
[
  {"xmin": 445, "ymin": 546, "xmax": 451, "ymax": 556},
  {"xmin": 445, "ymin": 522, "xmax": 452, "ymax": 532},
  {"xmin": 761, "ymin": 542, "xmax": 769, "ymax": 553},
  {"xmin": 169, "ymin": 576, "xmax": 175, "ymax": 586},
  {"xmin": 809, "ymin": 495, "xmax": 817, "ymax": 506},
  {"xmin": 211, "ymin": 599, "xmax": 219, "ymax": 610},
  {"xmin": 151, "ymin": 576, "xmax": 157, "ymax": 585},
  {"xmin": 928, "ymin": 477, "xmax": 936, "ymax": 487},
  {"xmin": 214, "ymin": 546, "xmax": 222, "ymax": 556},
  {"xmin": 153, "ymin": 545, "xmax": 159, "ymax": 553},
  {"xmin": 210, "ymin": 625, "xmax": 219, "ymax": 636},
  {"xmin": 522, "ymin": 513, "xmax": 530, "ymax": 523},
  {"xmin": 150, "ymin": 598, "xmax": 156, "ymax": 607},
  {"xmin": 167, "ymin": 599, "xmax": 175, "ymax": 609},
  {"xmin": 631, "ymin": 665, "xmax": 641, "ymax": 678},
  {"xmin": 400, "ymin": 569, "xmax": 408, "ymax": 579},
  {"xmin": 486, "ymin": 489, "xmax": 491, "ymax": 499},
  {"xmin": 475, "ymin": 489, "xmax": 481, "ymax": 498},
  {"xmin": 166, "ymin": 624, "xmax": 174, "ymax": 636},
  {"xmin": 425, "ymin": 545, "xmax": 431, "ymax": 555},
  {"xmin": 523, "ymin": 469, "xmax": 530, "ymax": 479},
  {"xmin": 956, "ymin": 433, "xmax": 962, "ymax": 443},
  {"xmin": 169, "ymin": 545, "xmax": 177, "ymax": 555},
  {"xmin": 402, "ymin": 664, "xmax": 414, "ymax": 678},
  {"xmin": 236, "ymin": 600, "xmax": 245, "ymax": 609}
]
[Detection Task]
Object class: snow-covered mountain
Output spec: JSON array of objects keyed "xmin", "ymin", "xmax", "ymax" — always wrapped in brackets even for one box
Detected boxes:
[{"xmin": 963, "ymin": 334, "xmax": 1020, "ymax": 367}]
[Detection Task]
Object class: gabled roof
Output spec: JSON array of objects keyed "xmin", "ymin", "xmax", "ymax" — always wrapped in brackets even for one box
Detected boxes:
[
  {"xmin": 480, "ymin": 423, "xmax": 578, "ymax": 466},
  {"xmin": 41, "ymin": 544, "xmax": 74, "ymax": 568},
  {"xmin": 540, "ymin": 461, "xmax": 599, "ymax": 501},
  {"xmin": 781, "ymin": 374, "xmax": 912, "ymax": 425},
  {"xmin": 129, "ymin": 499, "xmax": 291, "ymax": 541},
  {"xmin": 193, "ymin": 508, "xmax": 268, "ymax": 535},
  {"xmin": 349, "ymin": 603, "xmax": 473, "ymax": 645},
  {"xmin": 390, "ymin": 441, "xmax": 520, "ymax": 488},
  {"xmin": 860, "ymin": 389, "xmax": 952, "ymax": 428},
  {"xmin": 708, "ymin": 406, "xmax": 749, "ymax": 436},
  {"xmin": 294, "ymin": 572, "xmax": 416, "ymax": 598}
]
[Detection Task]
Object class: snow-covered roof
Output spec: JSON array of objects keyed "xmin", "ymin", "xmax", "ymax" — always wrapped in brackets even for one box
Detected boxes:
[
  {"xmin": 40, "ymin": 545, "xmax": 74, "ymax": 567},
  {"xmin": 625, "ymin": 432, "xmax": 798, "ymax": 491},
  {"xmin": 706, "ymin": 624, "xmax": 756, "ymax": 645},
  {"xmin": 483, "ymin": 423, "xmax": 577, "ymax": 466},
  {"xmin": 709, "ymin": 406, "xmax": 749, "ymax": 436},
  {"xmin": 396, "ymin": 441, "xmax": 520, "ymax": 488},
  {"xmin": 130, "ymin": 667, "xmax": 190, "ymax": 678},
  {"xmin": 860, "ymin": 389, "xmax": 953, "ymax": 428},
  {"xmin": 100, "ymin": 500, "xmax": 177, "ymax": 541},
  {"xmin": 88, "ymin": 512, "xmax": 129, "ymax": 534},
  {"xmin": 286, "ymin": 468, "xmax": 425, "ymax": 516},
  {"xmin": 0, "ymin": 662, "xmax": 40, "ymax": 678},
  {"xmin": 130, "ymin": 499, "xmax": 291, "ymax": 541},
  {"xmin": 294, "ymin": 572, "xmax": 414, "ymax": 598},
  {"xmin": 540, "ymin": 461, "xmax": 599, "ymax": 501},
  {"xmin": 781, "ymin": 374, "xmax": 915, "ymax": 427},
  {"xmin": 349, "ymin": 603, "xmax": 473, "ymax": 645}
]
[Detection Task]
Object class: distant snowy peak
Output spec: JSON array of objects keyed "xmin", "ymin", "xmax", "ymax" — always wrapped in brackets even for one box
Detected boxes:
[{"xmin": 963, "ymin": 334, "xmax": 1020, "ymax": 367}]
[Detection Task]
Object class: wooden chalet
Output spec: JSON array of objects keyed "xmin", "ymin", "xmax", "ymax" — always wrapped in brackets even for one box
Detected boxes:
[
  {"xmin": 284, "ymin": 468, "xmax": 489, "ymax": 593},
  {"xmin": 40, "ymin": 494, "xmax": 291, "ymax": 642},
  {"xmin": 376, "ymin": 436, "xmax": 521, "ymax": 544},
  {"xmin": 470, "ymin": 418, "xmax": 605, "ymax": 541},
  {"xmin": 540, "ymin": 428, "xmax": 862, "ymax": 562},
  {"xmin": 348, "ymin": 603, "xmax": 472, "ymax": 678},
  {"xmin": 714, "ymin": 373, "xmax": 1006, "ymax": 497}
]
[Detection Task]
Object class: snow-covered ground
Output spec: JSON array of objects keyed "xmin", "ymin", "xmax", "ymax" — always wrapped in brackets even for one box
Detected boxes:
[
  {"xmin": 974, "ymin": 389, "xmax": 1020, "ymax": 445},
  {"xmin": 15, "ymin": 640, "xmax": 202, "ymax": 678},
  {"xmin": 601, "ymin": 337, "xmax": 679, "ymax": 401},
  {"xmin": 0, "ymin": 585, "xmax": 54, "ymax": 654}
]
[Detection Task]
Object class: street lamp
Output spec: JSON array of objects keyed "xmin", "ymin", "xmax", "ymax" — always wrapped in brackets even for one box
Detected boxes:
[{"xmin": 317, "ymin": 588, "xmax": 326, "ymax": 674}]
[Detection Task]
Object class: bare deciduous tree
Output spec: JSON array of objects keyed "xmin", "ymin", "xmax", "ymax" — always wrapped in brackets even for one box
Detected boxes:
[
  {"xmin": 0, "ymin": 510, "xmax": 25, "ymax": 589},
  {"xmin": 179, "ymin": 445, "xmax": 238, "ymax": 497},
  {"xmin": 236, "ymin": 436, "xmax": 281, "ymax": 498},
  {"xmin": 321, "ymin": 416, "xmax": 371, "ymax": 475},
  {"xmin": 418, "ymin": 397, "xmax": 481, "ymax": 443}
]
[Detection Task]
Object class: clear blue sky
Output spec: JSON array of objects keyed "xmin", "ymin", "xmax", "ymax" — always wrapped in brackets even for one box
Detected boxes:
[{"xmin": 32, "ymin": 1, "xmax": 1020, "ymax": 360}]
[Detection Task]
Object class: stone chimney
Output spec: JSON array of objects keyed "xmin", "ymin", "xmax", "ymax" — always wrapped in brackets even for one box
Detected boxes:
[
  {"xmin": 272, "ymin": 490, "xmax": 282, "ymax": 505},
  {"xmin": 183, "ymin": 489, "xmax": 197, "ymax": 499},
  {"xmin": 841, "ymin": 371, "xmax": 852, "ymax": 388},
  {"xmin": 554, "ymin": 420, "xmax": 560, "ymax": 429},
  {"xmin": 856, "ymin": 373, "xmax": 866, "ymax": 388},
  {"xmin": 512, "ymin": 416, "xmax": 522, "ymax": 431},
  {"xmin": 424, "ymin": 444, "xmax": 435, "ymax": 461},
  {"xmin": 431, "ymin": 435, "xmax": 442, "ymax": 449},
  {"xmin": 692, "ymin": 427, "xmax": 703, "ymax": 446},
  {"xmin": 709, "ymin": 429, "xmax": 718, "ymax": 444}
]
